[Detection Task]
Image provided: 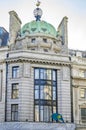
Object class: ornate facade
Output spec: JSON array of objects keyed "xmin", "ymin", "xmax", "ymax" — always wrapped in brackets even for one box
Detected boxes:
[{"xmin": 0, "ymin": 3, "xmax": 85, "ymax": 130}]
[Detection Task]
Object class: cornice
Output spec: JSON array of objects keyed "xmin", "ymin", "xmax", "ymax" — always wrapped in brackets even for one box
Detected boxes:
[
  {"xmin": 72, "ymin": 76, "xmax": 86, "ymax": 81},
  {"xmin": 0, "ymin": 60, "xmax": 6, "ymax": 64},
  {"xmin": 6, "ymin": 56, "xmax": 70, "ymax": 66}
]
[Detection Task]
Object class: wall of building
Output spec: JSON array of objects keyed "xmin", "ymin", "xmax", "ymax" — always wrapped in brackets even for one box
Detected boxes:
[
  {"xmin": 0, "ymin": 47, "xmax": 8, "ymax": 122},
  {"xmin": 5, "ymin": 48, "xmax": 72, "ymax": 122}
]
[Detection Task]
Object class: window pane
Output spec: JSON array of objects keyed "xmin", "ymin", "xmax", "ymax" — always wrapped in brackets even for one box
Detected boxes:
[
  {"xmin": 53, "ymin": 91, "xmax": 56, "ymax": 100},
  {"xmin": 40, "ymin": 85, "xmax": 44, "ymax": 99},
  {"xmin": 44, "ymin": 86, "xmax": 51, "ymax": 100},
  {"xmin": 43, "ymin": 106, "xmax": 52, "ymax": 122},
  {"xmin": 40, "ymin": 85, "xmax": 52, "ymax": 100},
  {"xmin": 35, "ymin": 106, "xmax": 39, "ymax": 121},
  {"xmin": 35, "ymin": 69, "xmax": 39, "ymax": 79},
  {"xmin": 12, "ymin": 84, "xmax": 19, "ymax": 99},
  {"xmin": 11, "ymin": 104, "xmax": 18, "ymax": 121},
  {"xmin": 40, "ymin": 106, "xmax": 43, "ymax": 121},
  {"xmin": 53, "ymin": 70, "xmax": 56, "ymax": 81},
  {"xmin": 40, "ymin": 69, "xmax": 44, "ymax": 79},
  {"xmin": 12, "ymin": 66, "xmax": 19, "ymax": 78},
  {"xmin": 35, "ymin": 90, "xmax": 39, "ymax": 99},
  {"xmin": 81, "ymin": 108, "xmax": 86, "ymax": 123},
  {"xmin": 46, "ymin": 70, "xmax": 51, "ymax": 80},
  {"xmin": 53, "ymin": 106, "xmax": 56, "ymax": 113},
  {"xmin": 35, "ymin": 85, "xmax": 39, "ymax": 99},
  {"xmin": 11, "ymin": 112, "xmax": 15, "ymax": 121},
  {"xmin": 40, "ymin": 69, "xmax": 46, "ymax": 79}
]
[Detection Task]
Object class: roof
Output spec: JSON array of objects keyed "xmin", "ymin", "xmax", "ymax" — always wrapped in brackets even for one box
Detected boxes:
[{"xmin": 21, "ymin": 20, "xmax": 57, "ymax": 37}]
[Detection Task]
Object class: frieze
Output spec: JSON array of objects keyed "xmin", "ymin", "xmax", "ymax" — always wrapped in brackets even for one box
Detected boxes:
[
  {"xmin": 72, "ymin": 78, "xmax": 86, "ymax": 86},
  {"xmin": 6, "ymin": 56, "xmax": 70, "ymax": 66}
]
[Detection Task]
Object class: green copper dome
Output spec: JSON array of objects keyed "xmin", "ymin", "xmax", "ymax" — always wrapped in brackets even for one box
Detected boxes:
[{"xmin": 21, "ymin": 20, "xmax": 57, "ymax": 37}]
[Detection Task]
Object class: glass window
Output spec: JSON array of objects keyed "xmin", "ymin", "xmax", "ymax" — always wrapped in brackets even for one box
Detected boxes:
[
  {"xmin": 53, "ymin": 70, "xmax": 56, "ymax": 81},
  {"xmin": 46, "ymin": 70, "xmax": 51, "ymax": 80},
  {"xmin": 35, "ymin": 105, "xmax": 39, "ymax": 121},
  {"xmin": 12, "ymin": 84, "xmax": 19, "ymax": 99},
  {"xmin": 53, "ymin": 106, "xmax": 56, "ymax": 113},
  {"xmin": 40, "ymin": 106, "xmax": 43, "ymax": 121},
  {"xmin": 43, "ymin": 106, "xmax": 52, "ymax": 122},
  {"xmin": 40, "ymin": 85, "xmax": 44, "ymax": 99},
  {"xmin": 35, "ymin": 85, "xmax": 39, "ymax": 99},
  {"xmin": 11, "ymin": 104, "xmax": 18, "ymax": 121},
  {"xmin": 81, "ymin": 108, "xmax": 86, "ymax": 123},
  {"xmin": 35, "ymin": 69, "xmax": 39, "ymax": 79},
  {"xmin": 40, "ymin": 85, "xmax": 52, "ymax": 100},
  {"xmin": 40, "ymin": 69, "xmax": 46, "ymax": 79},
  {"xmin": 34, "ymin": 68, "xmax": 57, "ymax": 122},
  {"xmin": 53, "ymin": 87, "xmax": 56, "ymax": 100},
  {"xmin": 12, "ymin": 66, "xmax": 19, "ymax": 78}
]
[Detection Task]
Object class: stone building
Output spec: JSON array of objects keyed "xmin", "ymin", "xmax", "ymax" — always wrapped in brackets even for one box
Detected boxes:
[
  {"xmin": 0, "ymin": 1, "xmax": 85, "ymax": 130},
  {"xmin": 69, "ymin": 50, "xmax": 86, "ymax": 129}
]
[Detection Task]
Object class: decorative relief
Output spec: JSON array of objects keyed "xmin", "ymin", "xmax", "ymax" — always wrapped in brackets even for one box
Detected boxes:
[
  {"xmin": 62, "ymin": 67, "xmax": 70, "ymax": 80},
  {"xmin": 72, "ymin": 68, "xmax": 79, "ymax": 77},
  {"xmin": 79, "ymin": 70, "xmax": 84, "ymax": 78},
  {"xmin": 23, "ymin": 63, "xmax": 31, "ymax": 78}
]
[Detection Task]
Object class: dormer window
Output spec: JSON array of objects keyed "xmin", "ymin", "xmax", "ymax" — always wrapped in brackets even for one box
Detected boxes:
[
  {"xmin": 32, "ymin": 38, "xmax": 35, "ymax": 43},
  {"xmin": 43, "ymin": 38, "xmax": 47, "ymax": 43}
]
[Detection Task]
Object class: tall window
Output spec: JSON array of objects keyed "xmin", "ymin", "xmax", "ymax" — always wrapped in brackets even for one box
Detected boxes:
[
  {"xmin": 81, "ymin": 108, "xmax": 86, "ymax": 123},
  {"xmin": 34, "ymin": 68, "xmax": 57, "ymax": 122},
  {"xmin": 12, "ymin": 66, "xmax": 19, "ymax": 78},
  {"xmin": 12, "ymin": 84, "xmax": 19, "ymax": 99},
  {"xmin": 11, "ymin": 104, "xmax": 18, "ymax": 121}
]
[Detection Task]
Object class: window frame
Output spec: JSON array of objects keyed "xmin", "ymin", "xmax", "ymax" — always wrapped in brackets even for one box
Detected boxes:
[
  {"xmin": 81, "ymin": 108, "xmax": 86, "ymax": 123},
  {"xmin": 11, "ymin": 83, "xmax": 19, "ymax": 99},
  {"xmin": 12, "ymin": 66, "xmax": 19, "ymax": 78},
  {"xmin": 11, "ymin": 104, "xmax": 18, "ymax": 121},
  {"xmin": 34, "ymin": 68, "xmax": 57, "ymax": 122}
]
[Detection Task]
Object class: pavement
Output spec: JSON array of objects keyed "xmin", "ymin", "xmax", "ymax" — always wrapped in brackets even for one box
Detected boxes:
[{"xmin": 0, "ymin": 122, "xmax": 75, "ymax": 130}]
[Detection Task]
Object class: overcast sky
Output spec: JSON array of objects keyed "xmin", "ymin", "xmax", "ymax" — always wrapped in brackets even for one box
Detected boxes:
[{"xmin": 0, "ymin": 0, "xmax": 86, "ymax": 50}]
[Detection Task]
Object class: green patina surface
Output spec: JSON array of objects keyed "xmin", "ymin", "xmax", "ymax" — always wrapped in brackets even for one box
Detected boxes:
[{"xmin": 21, "ymin": 20, "xmax": 57, "ymax": 37}]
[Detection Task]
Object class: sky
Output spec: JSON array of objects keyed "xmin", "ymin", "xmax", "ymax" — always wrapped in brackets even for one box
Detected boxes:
[{"xmin": 0, "ymin": 0, "xmax": 86, "ymax": 50}]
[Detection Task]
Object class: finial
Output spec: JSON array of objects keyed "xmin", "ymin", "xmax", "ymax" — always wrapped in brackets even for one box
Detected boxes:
[
  {"xmin": 36, "ymin": 0, "xmax": 41, "ymax": 7},
  {"xmin": 33, "ymin": 0, "xmax": 43, "ymax": 21}
]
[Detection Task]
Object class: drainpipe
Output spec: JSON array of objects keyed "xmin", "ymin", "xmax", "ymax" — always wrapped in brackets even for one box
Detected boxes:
[
  {"xmin": 5, "ymin": 53, "xmax": 9, "ymax": 121},
  {"xmin": 69, "ymin": 56, "xmax": 74, "ymax": 123}
]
